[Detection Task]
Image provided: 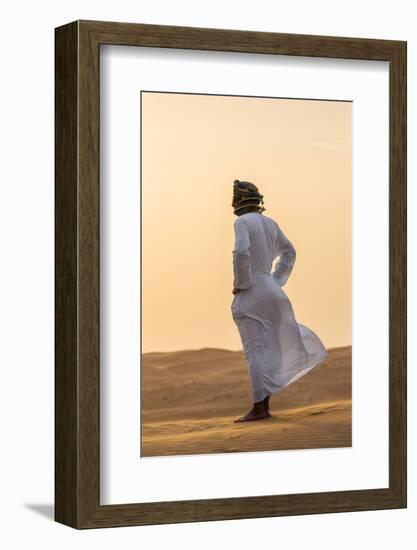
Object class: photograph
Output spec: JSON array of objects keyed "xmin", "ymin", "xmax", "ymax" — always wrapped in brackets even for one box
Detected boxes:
[
  {"xmin": 52, "ymin": 14, "xmax": 406, "ymax": 531},
  {"xmin": 140, "ymin": 91, "xmax": 352, "ymax": 457}
]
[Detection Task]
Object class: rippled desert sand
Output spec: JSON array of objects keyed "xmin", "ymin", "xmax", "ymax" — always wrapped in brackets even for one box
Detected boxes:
[{"xmin": 141, "ymin": 346, "xmax": 351, "ymax": 457}]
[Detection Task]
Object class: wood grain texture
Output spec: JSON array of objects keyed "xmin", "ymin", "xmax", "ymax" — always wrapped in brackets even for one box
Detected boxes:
[
  {"xmin": 388, "ymin": 40, "xmax": 407, "ymax": 505},
  {"xmin": 55, "ymin": 19, "xmax": 407, "ymax": 529},
  {"xmin": 55, "ymin": 21, "xmax": 79, "ymax": 527}
]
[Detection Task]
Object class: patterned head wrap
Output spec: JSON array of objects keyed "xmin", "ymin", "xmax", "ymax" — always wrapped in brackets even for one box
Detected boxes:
[{"xmin": 233, "ymin": 179, "xmax": 266, "ymax": 214}]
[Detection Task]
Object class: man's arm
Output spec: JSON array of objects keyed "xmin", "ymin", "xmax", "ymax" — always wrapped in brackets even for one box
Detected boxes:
[
  {"xmin": 232, "ymin": 217, "xmax": 253, "ymax": 290},
  {"xmin": 272, "ymin": 225, "xmax": 296, "ymax": 287}
]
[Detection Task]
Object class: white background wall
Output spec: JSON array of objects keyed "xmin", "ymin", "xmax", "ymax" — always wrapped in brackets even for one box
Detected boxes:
[{"xmin": 0, "ymin": 0, "xmax": 414, "ymax": 547}]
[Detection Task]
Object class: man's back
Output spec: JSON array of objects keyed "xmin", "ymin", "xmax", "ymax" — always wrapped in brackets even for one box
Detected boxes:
[{"xmin": 233, "ymin": 212, "xmax": 296, "ymax": 289}]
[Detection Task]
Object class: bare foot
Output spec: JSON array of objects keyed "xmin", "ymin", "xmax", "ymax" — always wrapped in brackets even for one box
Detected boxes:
[
  {"xmin": 234, "ymin": 408, "xmax": 269, "ymax": 423},
  {"xmin": 264, "ymin": 396, "xmax": 272, "ymax": 417}
]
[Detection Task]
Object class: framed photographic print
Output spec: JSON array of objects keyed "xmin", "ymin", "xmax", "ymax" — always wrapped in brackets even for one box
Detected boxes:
[{"xmin": 55, "ymin": 20, "xmax": 407, "ymax": 529}]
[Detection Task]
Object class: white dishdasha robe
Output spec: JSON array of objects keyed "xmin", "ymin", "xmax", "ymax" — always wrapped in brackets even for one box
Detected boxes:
[{"xmin": 231, "ymin": 212, "xmax": 328, "ymax": 403}]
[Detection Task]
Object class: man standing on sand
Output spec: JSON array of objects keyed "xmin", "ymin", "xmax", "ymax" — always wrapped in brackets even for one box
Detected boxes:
[{"xmin": 231, "ymin": 179, "xmax": 328, "ymax": 423}]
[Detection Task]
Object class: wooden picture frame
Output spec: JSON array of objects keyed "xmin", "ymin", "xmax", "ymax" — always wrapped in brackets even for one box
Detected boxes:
[{"xmin": 55, "ymin": 19, "xmax": 407, "ymax": 529}]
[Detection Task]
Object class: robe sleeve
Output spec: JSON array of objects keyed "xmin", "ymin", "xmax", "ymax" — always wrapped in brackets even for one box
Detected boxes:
[
  {"xmin": 232, "ymin": 217, "xmax": 253, "ymax": 289},
  {"xmin": 272, "ymin": 223, "xmax": 296, "ymax": 287}
]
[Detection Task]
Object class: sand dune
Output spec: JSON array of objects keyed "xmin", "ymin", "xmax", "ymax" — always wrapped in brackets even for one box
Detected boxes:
[{"xmin": 141, "ymin": 346, "xmax": 352, "ymax": 457}]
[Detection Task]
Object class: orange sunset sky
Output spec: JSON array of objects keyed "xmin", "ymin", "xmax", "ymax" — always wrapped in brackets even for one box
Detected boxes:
[{"xmin": 141, "ymin": 92, "xmax": 352, "ymax": 353}]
